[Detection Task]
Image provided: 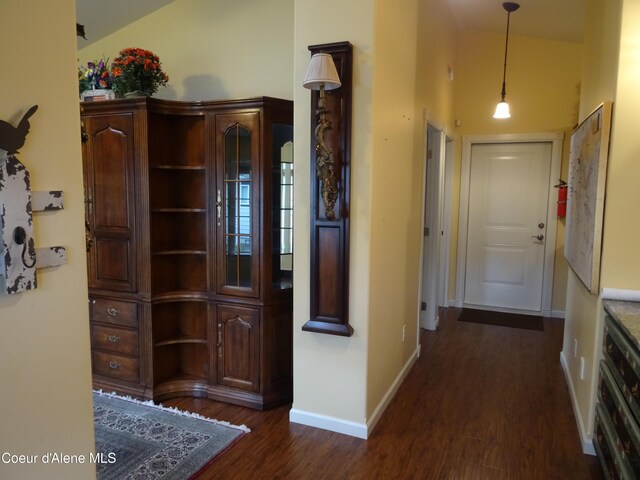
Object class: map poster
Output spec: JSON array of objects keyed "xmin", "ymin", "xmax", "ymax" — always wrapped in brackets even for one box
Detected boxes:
[{"xmin": 564, "ymin": 101, "xmax": 612, "ymax": 294}]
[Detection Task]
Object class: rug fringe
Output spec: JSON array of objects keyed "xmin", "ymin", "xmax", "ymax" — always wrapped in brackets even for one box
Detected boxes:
[{"xmin": 93, "ymin": 390, "xmax": 251, "ymax": 433}]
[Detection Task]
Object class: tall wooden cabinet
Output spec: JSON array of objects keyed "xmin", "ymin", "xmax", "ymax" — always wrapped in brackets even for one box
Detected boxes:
[{"xmin": 82, "ymin": 97, "xmax": 293, "ymax": 409}]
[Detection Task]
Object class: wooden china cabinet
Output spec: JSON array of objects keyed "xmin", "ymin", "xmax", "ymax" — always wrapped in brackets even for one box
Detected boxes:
[{"xmin": 82, "ymin": 97, "xmax": 293, "ymax": 409}]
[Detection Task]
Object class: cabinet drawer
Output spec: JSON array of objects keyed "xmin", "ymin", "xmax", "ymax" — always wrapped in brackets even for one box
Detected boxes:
[
  {"xmin": 93, "ymin": 351, "xmax": 139, "ymax": 383},
  {"xmin": 604, "ymin": 314, "xmax": 640, "ymax": 424},
  {"xmin": 595, "ymin": 403, "xmax": 631, "ymax": 480},
  {"xmin": 92, "ymin": 298, "xmax": 137, "ymax": 327},
  {"xmin": 598, "ymin": 360, "xmax": 640, "ymax": 477},
  {"xmin": 92, "ymin": 324, "xmax": 138, "ymax": 356}
]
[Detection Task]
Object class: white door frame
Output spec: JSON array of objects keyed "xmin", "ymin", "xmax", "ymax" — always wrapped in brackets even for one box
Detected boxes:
[
  {"xmin": 440, "ymin": 136, "xmax": 454, "ymax": 308},
  {"xmin": 418, "ymin": 116, "xmax": 452, "ymax": 331},
  {"xmin": 455, "ymin": 132, "xmax": 564, "ymax": 317}
]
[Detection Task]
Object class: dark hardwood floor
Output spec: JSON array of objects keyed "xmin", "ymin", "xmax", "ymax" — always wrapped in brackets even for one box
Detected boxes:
[{"xmin": 166, "ymin": 308, "xmax": 604, "ymax": 479}]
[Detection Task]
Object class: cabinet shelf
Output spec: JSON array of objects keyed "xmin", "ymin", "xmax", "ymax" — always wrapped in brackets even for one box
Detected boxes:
[
  {"xmin": 151, "ymin": 211, "xmax": 206, "ymax": 252},
  {"xmin": 151, "ymin": 291, "xmax": 209, "ymax": 302},
  {"xmin": 154, "ymin": 338, "xmax": 208, "ymax": 347},
  {"xmin": 153, "ymin": 343, "xmax": 209, "ymax": 384},
  {"xmin": 151, "ymin": 165, "xmax": 206, "ymax": 171},
  {"xmin": 149, "ymin": 168, "xmax": 206, "ymax": 210},
  {"xmin": 153, "ymin": 250, "xmax": 207, "ymax": 256},
  {"xmin": 152, "ymin": 299, "xmax": 208, "ymax": 347},
  {"xmin": 152, "ymin": 208, "xmax": 206, "ymax": 213}
]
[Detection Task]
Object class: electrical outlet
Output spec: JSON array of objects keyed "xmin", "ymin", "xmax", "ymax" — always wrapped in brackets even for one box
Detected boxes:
[
  {"xmin": 574, "ymin": 339, "xmax": 578, "ymax": 358},
  {"xmin": 402, "ymin": 324, "xmax": 406, "ymax": 343},
  {"xmin": 580, "ymin": 357, "xmax": 585, "ymax": 380}
]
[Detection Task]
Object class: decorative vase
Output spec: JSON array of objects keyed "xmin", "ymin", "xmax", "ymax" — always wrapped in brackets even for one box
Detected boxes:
[{"xmin": 124, "ymin": 90, "xmax": 146, "ymax": 98}]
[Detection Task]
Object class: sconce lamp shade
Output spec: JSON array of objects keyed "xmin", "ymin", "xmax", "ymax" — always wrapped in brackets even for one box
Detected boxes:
[
  {"xmin": 303, "ymin": 53, "xmax": 342, "ymax": 91},
  {"xmin": 493, "ymin": 100, "xmax": 511, "ymax": 119}
]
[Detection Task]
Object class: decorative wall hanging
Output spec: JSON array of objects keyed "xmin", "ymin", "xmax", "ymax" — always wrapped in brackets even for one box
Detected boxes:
[
  {"xmin": 0, "ymin": 105, "xmax": 67, "ymax": 295},
  {"xmin": 302, "ymin": 42, "xmax": 353, "ymax": 336},
  {"xmin": 564, "ymin": 101, "xmax": 612, "ymax": 294}
]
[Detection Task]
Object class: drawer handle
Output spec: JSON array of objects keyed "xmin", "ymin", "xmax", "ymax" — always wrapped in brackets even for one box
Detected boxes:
[
  {"xmin": 109, "ymin": 361, "xmax": 121, "ymax": 370},
  {"xmin": 107, "ymin": 335, "xmax": 121, "ymax": 343},
  {"xmin": 106, "ymin": 308, "xmax": 119, "ymax": 317}
]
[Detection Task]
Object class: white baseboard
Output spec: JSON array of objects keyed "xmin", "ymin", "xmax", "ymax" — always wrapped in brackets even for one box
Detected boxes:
[
  {"xmin": 560, "ymin": 351, "xmax": 596, "ymax": 456},
  {"xmin": 289, "ymin": 346, "xmax": 421, "ymax": 440},
  {"xmin": 366, "ymin": 345, "xmax": 420, "ymax": 435},
  {"xmin": 289, "ymin": 409, "xmax": 368, "ymax": 439},
  {"xmin": 545, "ymin": 309, "xmax": 565, "ymax": 319}
]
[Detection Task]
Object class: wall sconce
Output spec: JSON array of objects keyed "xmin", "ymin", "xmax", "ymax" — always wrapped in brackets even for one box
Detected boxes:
[
  {"xmin": 493, "ymin": 2, "xmax": 520, "ymax": 119},
  {"xmin": 302, "ymin": 42, "xmax": 353, "ymax": 337},
  {"xmin": 303, "ymin": 53, "xmax": 342, "ymax": 220}
]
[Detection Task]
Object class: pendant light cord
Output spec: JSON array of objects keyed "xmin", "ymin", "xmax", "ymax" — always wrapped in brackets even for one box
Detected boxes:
[{"xmin": 500, "ymin": 10, "xmax": 512, "ymax": 101}]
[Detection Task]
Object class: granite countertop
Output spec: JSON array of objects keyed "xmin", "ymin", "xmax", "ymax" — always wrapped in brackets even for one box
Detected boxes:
[{"xmin": 604, "ymin": 300, "xmax": 640, "ymax": 349}]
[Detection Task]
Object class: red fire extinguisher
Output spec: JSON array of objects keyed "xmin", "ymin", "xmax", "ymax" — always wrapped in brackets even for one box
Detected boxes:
[{"xmin": 555, "ymin": 180, "xmax": 568, "ymax": 218}]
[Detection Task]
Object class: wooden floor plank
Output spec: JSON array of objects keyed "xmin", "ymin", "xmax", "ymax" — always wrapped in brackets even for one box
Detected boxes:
[{"xmin": 165, "ymin": 308, "xmax": 603, "ymax": 479}]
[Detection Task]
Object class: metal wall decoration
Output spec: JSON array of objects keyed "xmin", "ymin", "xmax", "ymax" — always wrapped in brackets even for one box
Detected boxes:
[{"xmin": 0, "ymin": 105, "xmax": 67, "ymax": 295}]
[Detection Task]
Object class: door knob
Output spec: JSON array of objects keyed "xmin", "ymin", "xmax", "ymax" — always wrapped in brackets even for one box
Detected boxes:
[
  {"xmin": 531, "ymin": 234, "xmax": 544, "ymax": 241},
  {"xmin": 538, "ymin": 222, "xmax": 545, "ymax": 229}
]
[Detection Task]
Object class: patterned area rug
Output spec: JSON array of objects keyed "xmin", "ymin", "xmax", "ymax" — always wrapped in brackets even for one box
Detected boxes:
[{"xmin": 93, "ymin": 391, "xmax": 249, "ymax": 479}]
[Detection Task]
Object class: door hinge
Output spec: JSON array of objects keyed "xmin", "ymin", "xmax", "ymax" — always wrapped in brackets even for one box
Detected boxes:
[
  {"xmin": 424, "ymin": 227, "xmax": 429, "ymax": 236},
  {"xmin": 421, "ymin": 302, "xmax": 427, "ymax": 311}
]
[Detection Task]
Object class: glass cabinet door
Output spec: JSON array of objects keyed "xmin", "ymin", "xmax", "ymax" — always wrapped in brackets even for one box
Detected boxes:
[
  {"xmin": 272, "ymin": 124, "xmax": 294, "ymax": 290},
  {"xmin": 216, "ymin": 113, "xmax": 260, "ymax": 297}
]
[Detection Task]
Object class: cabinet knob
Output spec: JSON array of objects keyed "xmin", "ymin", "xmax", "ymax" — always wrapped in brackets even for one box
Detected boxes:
[
  {"xmin": 109, "ymin": 361, "xmax": 121, "ymax": 370},
  {"xmin": 106, "ymin": 308, "xmax": 119, "ymax": 317},
  {"xmin": 107, "ymin": 335, "xmax": 121, "ymax": 343}
]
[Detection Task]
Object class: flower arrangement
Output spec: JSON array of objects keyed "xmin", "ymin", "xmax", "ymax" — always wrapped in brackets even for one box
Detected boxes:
[
  {"xmin": 78, "ymin": 58, "xmax": 112, "ymax": 93},
  {"xmin": 111, "ymin": 48, "xmax": 169, "ymax": 96}
]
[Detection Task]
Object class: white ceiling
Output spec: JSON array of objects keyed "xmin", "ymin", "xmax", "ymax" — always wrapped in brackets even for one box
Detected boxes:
[
  {"xmin": 76, "ymin": 0, "xmax": 585, "ymax": 48},
  {"xmin": 76, "ymin": 0, "xmax": 176, "ymax": 47},
  {"xmin": 447, "ymin": 0, "xmax": 585, "ymax": 43}
]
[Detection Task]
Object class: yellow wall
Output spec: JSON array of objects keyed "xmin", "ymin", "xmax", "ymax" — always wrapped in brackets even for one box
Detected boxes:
[
  {"xmin": 0, "ymin": 1, "xmax": 96, "ymax": 479},
  {"xmin": 292, "ymin": 0, "xmax": 459, "ymax": 431},
  {"xmin": 292, "ymin": 0, "xmax": 374, "ymax": 427},
  {"xmin": 415, "ymin": 0, "xmax": 458, "ymax": 312},
  {"xmin": 415, "ymin": 0, "xmax": 457, "ymax": 132},
  {"xmin": 453, "ymin": 31, "xmax": 583, "ymax": 312},
  {"xmin": 561, "ymin": 0, "xmax": 629, "ymax": 449},
  {"xmin": 78, "ymin": 0, "xmax": 294, "ymax": 101},
  {"xmin": 366, "ymin": 0, "xmax": 421, "ymax": 417}
]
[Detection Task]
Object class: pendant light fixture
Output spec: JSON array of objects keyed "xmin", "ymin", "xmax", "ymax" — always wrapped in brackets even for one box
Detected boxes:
[{"xmin": 493, "ymin": 2, "xmax": 520, "ymax": 119}]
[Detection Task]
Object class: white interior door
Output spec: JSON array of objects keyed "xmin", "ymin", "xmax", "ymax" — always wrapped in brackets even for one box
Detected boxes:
[
  {"xmin": 421, "ymin": 125, "xmax": 442, "ymax": 330},
  {"xmin": 463, "ymin": 142, "xmax": 552, "ymax": 311},
  {"xmin": 420, "ymin": 125, "xmax": 441, "ymax": 330}
]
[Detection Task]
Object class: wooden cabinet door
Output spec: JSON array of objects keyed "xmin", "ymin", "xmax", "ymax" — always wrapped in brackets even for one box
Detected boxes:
[
  {"xmin": 216, "ymin": 304, "xmax": 259, "ymax": 392},
  {"xmin": 84, "ymin": 113, "xmax": 137, "ymax": 292},
  {"xmin": 214, "ymin": 112, "xmax": 261, "ymax": 298}
]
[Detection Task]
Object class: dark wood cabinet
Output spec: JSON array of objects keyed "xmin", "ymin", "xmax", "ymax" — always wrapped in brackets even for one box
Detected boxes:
[
  {"xmin": 83, "ymin": 112, "xmax": 137, "ymax": 293},
  {"xmin": 82, "ymin": 97, "xmax": 293, "ymax": 409},
  {"xmin": 216, "ymin": 303, "xmax": 260, "ymax": 392}
]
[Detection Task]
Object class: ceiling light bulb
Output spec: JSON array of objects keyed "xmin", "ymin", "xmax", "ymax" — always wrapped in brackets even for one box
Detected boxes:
[{"xmin": 493, "ymin": 101, "xmax": 511, "ymax": 119}]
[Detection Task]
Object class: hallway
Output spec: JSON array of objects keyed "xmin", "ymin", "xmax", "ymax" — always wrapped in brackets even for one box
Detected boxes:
[{"xmin": 168, "ymin": 308, "xmax": 603, "ymax": 479}]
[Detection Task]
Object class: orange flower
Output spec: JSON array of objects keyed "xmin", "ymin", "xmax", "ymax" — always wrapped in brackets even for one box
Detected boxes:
[{"xmin": 110, "ymin": 47, "xmax": 168, "ymax": 95}]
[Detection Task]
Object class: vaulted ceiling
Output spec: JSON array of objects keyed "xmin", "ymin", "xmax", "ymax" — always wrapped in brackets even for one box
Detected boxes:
[{"xmin": 76, "ymin": 0, "xmax": 585, "ymax": 48}]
